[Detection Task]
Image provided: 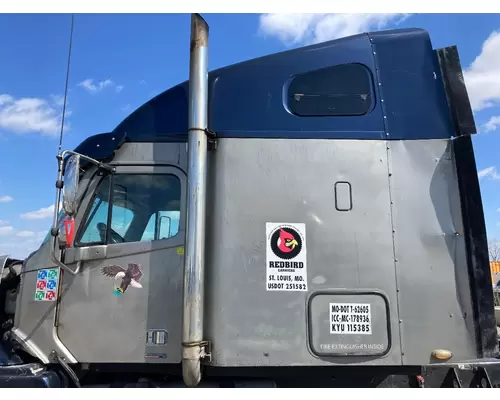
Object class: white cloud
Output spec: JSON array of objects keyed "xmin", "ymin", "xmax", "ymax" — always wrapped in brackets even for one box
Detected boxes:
[
  {"xmin": 0, "ymin": 231, "xmax": 48, "ymax": 259},
  {"xmin": 0, "ymin": 94, "xmax": 68, "ymax": 137},
  {"xmin": 0, "ymin": 226, "xmax": 14, "ymax": 236},
  {"xmin": 0, "ymin": 220, "xmax": 8, "ymax": 226},
  {"xmin": 258, "ymin": 13, "xmax": 410, "ymax": 46},
  {"xmin": 20, "ymin": 204, "xmax": 55, "ymax": 220},
  {"xmin": 16, "ymin": 230, "xmax": 36, "ymax": 238},
  {"xmin": 78, "ymin": 78, "xmax": 123, "ymax": 94},
  {"xmin": 483, "ymin": 116, "xmax": 500, "ymax": 133},
  {"xmin": 0, "ymin": 195, "xmax": 13, "ymax": 203},
  {"xmin": 121, "ymin": 104, "xmax": 131, "ymax": 112},
  {"xmin": 478, "ymin": 166, "xmax": 500, "ymax": 181},
  {"xmin": 78, "ymin": 78, "xmax": 113, "ymax": 92},
  {"xmin": 50, "ymin": 94, "xmax": 65, "ymax": 107},
  {"xmin": 463, "ymin": 30, "xmax": 500, "ymax": 112}
]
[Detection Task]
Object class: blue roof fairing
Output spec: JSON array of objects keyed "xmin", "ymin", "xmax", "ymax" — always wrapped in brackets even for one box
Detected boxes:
[
  {"xmin": 367, "ymin": 29, "xmax": 454, "ymax": 142},
  {"xmin": 75, "ymin": 28, "xmax": 456, "ymax": 161}
]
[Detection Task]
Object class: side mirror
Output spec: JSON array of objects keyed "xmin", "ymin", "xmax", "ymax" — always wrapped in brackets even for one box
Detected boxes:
[
  {"xmin": 57, "ymin": 215, "xmax": 68, "ymax": 249},
  {"xmin": 62, "ymin": 154, "xmax": 80, "ymax": 217},
  {"xmin": 159, "ymin": 215, "xmax": 172, "ymax": 239}
]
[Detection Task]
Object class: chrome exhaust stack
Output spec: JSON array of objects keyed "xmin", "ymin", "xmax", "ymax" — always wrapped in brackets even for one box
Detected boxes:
[{"xmin": 181, "ymin": 13, "xmax": 210, "ymax": 388}]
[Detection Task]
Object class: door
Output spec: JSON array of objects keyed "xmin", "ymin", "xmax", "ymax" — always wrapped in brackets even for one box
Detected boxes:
[{"xmin": 56, "ymin": 165, "xmax": 186, "ymax": 363}]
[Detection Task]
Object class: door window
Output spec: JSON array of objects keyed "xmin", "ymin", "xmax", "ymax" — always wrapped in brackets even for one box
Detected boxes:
[
  {"xmin": 77, "ymin": 173, "xmax": 181, "ymax": 246},
  {"xmin": 141, "ymin": 211, "xmax": 181, "ymax": 241}
]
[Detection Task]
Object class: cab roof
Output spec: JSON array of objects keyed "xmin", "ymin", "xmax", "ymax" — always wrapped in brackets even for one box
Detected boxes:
[{"xmin": 74, "ymin": 28, "xmax": 455, "ymax": 162}]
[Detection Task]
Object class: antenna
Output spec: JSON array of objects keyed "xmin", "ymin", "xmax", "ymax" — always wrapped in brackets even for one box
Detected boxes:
[
  {"xmin": 57, "ymin": 14, "xmax": 75, "ymax": 155},
  {"xmin": 49, "ymin": 14, "xmax": 75, "ymax": 274}
]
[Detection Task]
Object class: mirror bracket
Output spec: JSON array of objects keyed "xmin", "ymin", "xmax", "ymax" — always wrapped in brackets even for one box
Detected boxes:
[
  {"xmin": 48, "ymin": 149, "xmax": 113, "ymax": 276},
  {"xmin": 65, "ymin": 245, "xmax": 107, "ymax": 263},
  {"xmin": 49, "ymin": 238, "xmax": 81, "ymax": 276}
]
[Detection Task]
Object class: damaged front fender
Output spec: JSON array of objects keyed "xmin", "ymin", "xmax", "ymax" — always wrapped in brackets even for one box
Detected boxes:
[
  {"xmin": 0, "ymin": 256, "xmax": 23, "ymax": 283},
  {"xmin": 0, "ymin": 256, "xmax": 10, "ymax": 282}
]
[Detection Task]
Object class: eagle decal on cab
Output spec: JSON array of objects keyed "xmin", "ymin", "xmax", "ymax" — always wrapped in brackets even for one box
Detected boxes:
[{"xmin": 101, "ymin": 263, "xmax": 144, "ymax": 296}]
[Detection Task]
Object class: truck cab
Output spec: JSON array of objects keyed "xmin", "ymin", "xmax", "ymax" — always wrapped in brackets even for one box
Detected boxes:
[{"xmin": 1, "ymin": 14, "xmax": 498, "ymax": 388}]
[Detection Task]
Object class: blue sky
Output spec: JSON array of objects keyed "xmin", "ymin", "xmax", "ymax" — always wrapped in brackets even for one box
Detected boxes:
[{"xmin": 0, "ymin": 13, "xmax": 500, "ymax": 258}]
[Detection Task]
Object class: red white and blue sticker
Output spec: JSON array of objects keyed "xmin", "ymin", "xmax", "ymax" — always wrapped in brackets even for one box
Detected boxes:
[{"xmin": 34, "ymin": 268, "xmax": 60, "ymax": 301}]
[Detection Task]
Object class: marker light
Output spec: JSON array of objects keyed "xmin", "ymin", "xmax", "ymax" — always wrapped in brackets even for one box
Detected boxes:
[{"xmin": 431, "ymin": 349, "xmax": 453, "ymax": 360}]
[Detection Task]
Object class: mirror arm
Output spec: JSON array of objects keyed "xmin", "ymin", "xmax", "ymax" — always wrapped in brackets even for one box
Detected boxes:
[
  {"xmin": 51, "ymin": 149, "xmax": 114, "ymax": 276},
  {"xmin": 49, "ymin": 235, "xmax": 81, "ymax": 276},
  {"xmin": 61, "ymin": 149, "xmax": 115, "ymax": 172}
]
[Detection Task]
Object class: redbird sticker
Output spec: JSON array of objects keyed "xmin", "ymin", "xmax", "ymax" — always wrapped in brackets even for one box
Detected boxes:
[{"xmin": 265, "ymin": 223, "xmax": 308, "ymax": 292}]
